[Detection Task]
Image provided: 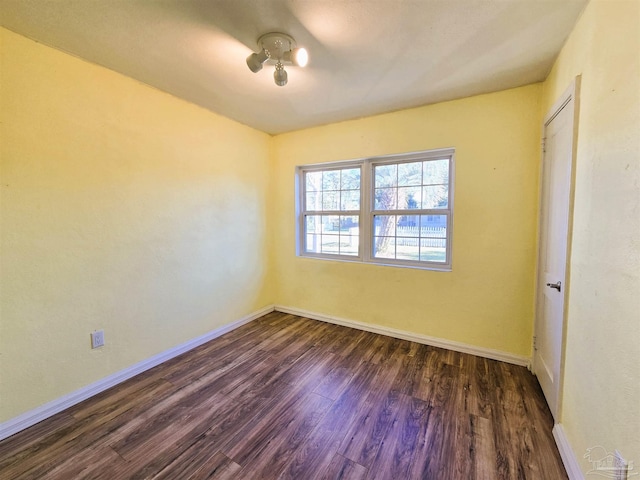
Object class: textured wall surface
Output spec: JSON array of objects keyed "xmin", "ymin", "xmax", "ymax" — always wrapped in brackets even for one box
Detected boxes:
[
  {"xmin": 0, "ymin": 28, "xmax": 273, "ymax": 422},
  {"xmin": 541, "ymin": 0, "xmax": 640, "ymax": 471}
]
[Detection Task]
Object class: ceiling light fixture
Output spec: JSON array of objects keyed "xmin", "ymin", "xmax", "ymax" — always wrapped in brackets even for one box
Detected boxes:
[{"xmin": 246, "ymin": 32, "xmax": 308, "ymax": 86}]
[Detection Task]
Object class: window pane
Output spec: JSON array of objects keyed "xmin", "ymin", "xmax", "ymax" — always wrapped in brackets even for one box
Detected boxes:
[
  {"xmin": 422, "ymin": 185, "xmax": 448, "ymax": 208},
  {"xmin": 340, "ymin": 190, "xmax": 360, "ymax": 210},
  {"xmin": 339, "ymin": 236, "xmax": 359, "ymax": 256},
  {"xmin": 340, "ymin": 215, "xmax": 359, "ymax": 234},
  {"xmin": 305, "ymin": 215, "xmax": 321, "ymax": 233},
  {"xmin": 373, "ymin": 237, "xmax": 396, "ymax": 259},
  {"xmin": 398, "ymin": 162, "xmax": 422, "ymax": 186},
  {"xmin": 396, "ymin": 236, "xmax": 420, "ymax": 261},
  {"xmin": 321, "ymin": 234, "xmax": 340, "ymax": 254},
  {"xmin": 321, "ymin": 215, "xmax": 340, "ymax": 233},
  {"xmin": 306, "ymin": 191, "xmax": 321, "ymax": 211},
  {"xmin": 341, "ymin": 168, "xmax": 361, "ymax": 190},
  {"xmin": 322, "ymin": 190, "xmax": 339, "ymax": 210},
  {"xmin": 420, "ymin": 216, "xmax": 447, "ymax": 263},
  {"xmin": 340, "ymin": 215, "xmax": 359, "ymax": 256},
  {"xmin": 397, "ymin": 218, "xmax": 420, "ymax": 236},
  {"xmin": 306, "ymin": 171, "xmax": 322, "ymax": 192},
  {"xmin": 397, "ymin": 186, "xmax": 422, "ymax": 210},
  {"xmin": 322, "ymin": 170, "xmax": 340, "ymax": 190},
  {"xmin": 374, "ymin": 215, "xmax": 397, "ymax": 237},
  {"xmin": 423, "ymin": 159, "xmax": 449, "ymax": 185},
  {"xmin": 374, "ymin": 164, "xmax": 397, "ymax": 188},
  {"xmin": 420, "ymin": 215, "xmax": 447, "ymax": 236},
  {"xmin": 305, "ymin": 234, "xmax": 320, "ymax": 253},
  {"xmin": 374, "ymin": 188, "xmax": 397, "ymax": 210},
  {"xmin": 420, "ymin": 238, "xmax": 447, "ymax": 262}
]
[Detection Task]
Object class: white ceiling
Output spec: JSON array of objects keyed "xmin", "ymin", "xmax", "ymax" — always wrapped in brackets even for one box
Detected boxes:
[{"xmin": 1, "ymin": 0, "xmax": 587, "ymax": 135}]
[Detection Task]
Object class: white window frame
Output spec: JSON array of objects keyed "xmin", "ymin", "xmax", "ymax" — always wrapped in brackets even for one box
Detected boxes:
[
  {"xmin": 296, "ymin": 161, "xmax": 364, "ymax": 261},
  {"xmin": 296, "ymin": 148, "xmax": 454, "ymax": 271}
]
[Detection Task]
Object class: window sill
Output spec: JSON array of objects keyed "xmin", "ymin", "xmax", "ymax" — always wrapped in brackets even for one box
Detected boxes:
[{"xmin": 297, "ymin": 253, "xmax": 452, "ymax": 272}]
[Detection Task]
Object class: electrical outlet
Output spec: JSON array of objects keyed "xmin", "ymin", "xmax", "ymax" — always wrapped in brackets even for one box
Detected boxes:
[
  {"xmin": 91, "ymin": 330, "xmax": 105, "ymax": 349},
  {"xmin": 614, "ymin": 450, "xmax": 629, "ymax": 480}
]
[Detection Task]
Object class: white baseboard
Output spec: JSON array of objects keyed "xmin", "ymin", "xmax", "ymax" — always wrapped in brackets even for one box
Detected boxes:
[
  {"xmin": 553, "ymin": 424, "xmax": 584, "ymax": 480},
  {"xmin": 0, "ymin": 305, "xmax": 275, "ymax": 442},
  {"xmin": 275, "ymin": 305, "xmax": 531, "ymax": 367}
]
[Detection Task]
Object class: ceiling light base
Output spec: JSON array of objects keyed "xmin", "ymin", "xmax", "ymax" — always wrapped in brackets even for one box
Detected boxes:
[
  {"xmin": 246, "ymin": 32, "xmax": 307, "ymax": 86},
  {"xmin": 258, "ymin": 33, "xmax": 296, "ymax": 63}
]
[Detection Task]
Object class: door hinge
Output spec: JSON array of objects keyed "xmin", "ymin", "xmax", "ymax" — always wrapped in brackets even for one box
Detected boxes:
[
  {"xmin": 533, "ymin": 335, "xmax": 538, "ymax": 351},
  {"xmin": 541, "ymin": 138, "xmax": 546, "ymax": 153}
]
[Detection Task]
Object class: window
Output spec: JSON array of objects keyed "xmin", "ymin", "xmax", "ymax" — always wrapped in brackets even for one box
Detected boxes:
[
  {"xmin": 297, "ymin": 148, "xmax": 454, "ymax": 270},
  {"xmin": 301, "ymin": 165, "xmax": 362, "ymax": 257}
]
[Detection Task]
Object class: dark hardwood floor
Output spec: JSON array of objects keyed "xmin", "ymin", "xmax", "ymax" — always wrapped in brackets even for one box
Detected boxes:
[{"xmin": 0, "ymin": 312, "xmax": 567, "ymax": 479}]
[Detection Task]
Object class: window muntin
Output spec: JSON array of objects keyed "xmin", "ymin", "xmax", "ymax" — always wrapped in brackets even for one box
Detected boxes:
[{"xmin": 298, "ymin": 149, "xmax": 453, "ymax": 270}]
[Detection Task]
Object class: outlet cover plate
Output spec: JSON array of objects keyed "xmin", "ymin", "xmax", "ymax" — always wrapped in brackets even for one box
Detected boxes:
[{"xmin": 91, "ymin": 330, "xmax": 105, "ymax": 349}]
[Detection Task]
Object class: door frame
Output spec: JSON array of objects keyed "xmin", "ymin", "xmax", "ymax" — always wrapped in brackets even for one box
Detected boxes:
[{"xmin": 532, "ymin": 76, "xmax": 581, "ymax": 422}]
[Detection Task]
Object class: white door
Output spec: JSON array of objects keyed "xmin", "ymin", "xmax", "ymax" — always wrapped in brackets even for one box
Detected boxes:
[{"xmin": 534, "ymin": 83, "xmax": 578, "ymax": 420}]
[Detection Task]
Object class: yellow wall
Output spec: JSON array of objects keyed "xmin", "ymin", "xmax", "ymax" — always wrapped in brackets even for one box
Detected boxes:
[
  {"xmin": 0, "ymin": 28, "xmax": 273, "ymax": 422},
  {"xmin": 541, "ymin": 0, "xmax": 640, "ymax": 471},
  {"xmin": 272, "ymin": 85, "xmax": 542, "ymax": 357}
]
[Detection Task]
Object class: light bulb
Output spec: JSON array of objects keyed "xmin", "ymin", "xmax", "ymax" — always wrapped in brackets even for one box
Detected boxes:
[
  {"xmin": 274, "ymin": 62, "xmax": 288, "ymax": 86},
  {"xmin": 290, "ymin": 47, "xmax": 308, "ymax": 67}
]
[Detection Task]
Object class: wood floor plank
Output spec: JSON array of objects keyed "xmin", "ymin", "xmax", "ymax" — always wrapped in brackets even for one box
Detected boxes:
[
  {"xmin": 472, "ymin": 414, "xmax": 500, "ymax": 480},
  {"xmin": 332, "ymin": 328, "xmax": 369, "ymax": 358},
  {"xmin": 313, "ymin": 355, "xmax": 364, "ymax": 401},
  {"xmin": 0, "ymin": 378, "xmax": 177, "ymax": 479},
  {"xmin": 108, "ymin": 386, "xmax": 224, "ymax": 461},
  {"xmin": 265, "ymin": 312, "xmax": 299, "ymax": 327},
  {"xmin": 36, "ymin": 445, "xmax": 126, "ymax": 480},
  {"xmin": 411, "ymin": 346, "xmax": 443, "ymax": 402},
  {"xmin": 391, "ymin": 343, "xmax": 429, "ymax": 397},
  {"xmin": 405, "ymin": 359, "xmax": 470, "ymax": 478},
  {"xmin": 318, "ymin": 453, "xmax": 368, "ymax": 480},
  {"xmin": 152, "ymin": 447, "xmax": 242, "ymax": 480},
  {"xmin": 336, "ymin": 348, "xmax": 407, "ymax": 467},
  {"xmin": 0, "ymin": 313, "xmax": 568, "ymax": 480},
  {"xmin": 223, "ymin": 391, "xmax": 330, "ymax": 464},
  {"xmin": 160, "ymin": 335, "xmax": 265, "ymax": 388},
  {"xmin": 0, "ymin": 411, "xmax": 76, "ymax": 464},
  {"xmin": 276, "ymin": 362, "xmax": 382, "ymax": 479},
  {"xmin": 230, "ymin": 392, "xmax": 333, "ymax": 478},
  {"xmin": 355, "ymin": 334, "xmax": 386, "ymax": 364},
  {"xmin": 366, "ymin": 393, "xmax": 416, "ymax": 480}
]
